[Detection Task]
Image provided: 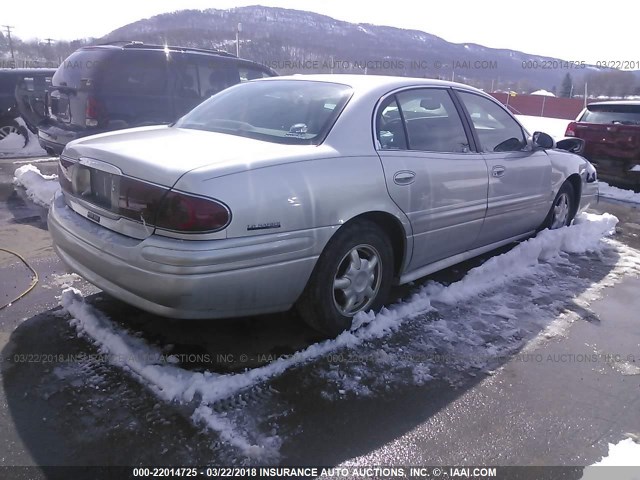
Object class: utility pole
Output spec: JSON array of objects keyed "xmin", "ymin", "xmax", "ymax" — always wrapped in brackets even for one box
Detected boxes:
[
  {"xmin": 2, "ymin": 25, "xmax": 16, "ymax": 67},
  {"xmin": 44, "ymin": 38, "xmax": 54, "ymax": 47},
  {"xmin": 235, "ymin": 23, "xmax": 242, "ymax": 57}
]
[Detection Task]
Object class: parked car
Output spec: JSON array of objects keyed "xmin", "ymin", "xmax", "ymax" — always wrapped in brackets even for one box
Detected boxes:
[
  {"xmin": 565, "ymin": 101, "xmax": 640, "ymax": 187},
  {"xmin": 38, "ymin": 42, "xmax": 276, "ymax": 155},
  {"xmin": 48, "ymin": 75, "xmax": 598, "ymax": 336},
  {"xmin": 0, "ymin": 68, "xmax": 56, "ymax": 148}
]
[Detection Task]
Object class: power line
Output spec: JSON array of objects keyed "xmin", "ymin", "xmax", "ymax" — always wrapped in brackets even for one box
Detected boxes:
[{"xmin": 2, "ymin": 25, "xmax": 16, "ymax": 66}]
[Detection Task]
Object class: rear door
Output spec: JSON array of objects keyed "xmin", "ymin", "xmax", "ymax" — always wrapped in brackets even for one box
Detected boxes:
[
  {"xmin": 376, "ymin": 87, "xmax": 488, "ymax": 271},
  {"xmin": 455, "ymin": 90, "xmax": 552, "ymax": 246}
]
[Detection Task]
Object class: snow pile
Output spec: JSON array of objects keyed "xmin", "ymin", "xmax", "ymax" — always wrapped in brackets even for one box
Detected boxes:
[
  {"xmin": 599, "ymin": 182, "xmax": 640, "ymax": 205},
  {"xmin": 60, "ymin": 282, "xmax": 434, "ymax": 460},
  {"xmin": 516, "ymin": 115, "xmax": 571, "ymax": 139},
  {"xmin": 0, "ymin": 118, "xmax": 48, "ymax": 158},
  {"xmin": 581, "ymin": 438, "xmax": 640, "ymax": 479},
  {"xmin": 0, "ymin": 132, "xmax": 26, "ymax": 151},
  {"xmin": 420, "ymin": 212, "xmax": 617, "ymax": 304},
  {"xmin": 13, "ymin": 164, "xmax": 59, "ymax": 207},
  {"xmin": 58, "ymin": 212, "xmax": 628, "ymax": 459}
]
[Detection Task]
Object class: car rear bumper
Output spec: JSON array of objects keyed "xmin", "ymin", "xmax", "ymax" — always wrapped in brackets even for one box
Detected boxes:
[
  {"xmin": 587, "ymin": 157, "xmax": 640, "ymax": 187},
  {"xmin": 49, "ymin": 193, "xmax": 328, "ymax": 319},
  {"xmin": 38, "ymin": 121, "xmax": 103, "ymax": 155}
]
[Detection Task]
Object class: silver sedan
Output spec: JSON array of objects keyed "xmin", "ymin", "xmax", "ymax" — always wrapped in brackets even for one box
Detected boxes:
[{"xmin": 48, "ymin": 75, "xmax": 598, "ymax": 336}]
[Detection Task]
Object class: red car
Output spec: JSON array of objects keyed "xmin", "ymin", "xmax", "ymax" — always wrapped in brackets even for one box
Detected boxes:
[{"xmin": 565, "ymin": 101, "xmax": 640, "ymax": 187}]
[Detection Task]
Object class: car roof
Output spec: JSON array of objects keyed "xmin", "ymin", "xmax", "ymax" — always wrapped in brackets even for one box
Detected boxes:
[
  {"xmin": 587, "ymin": 100, "xmax": 640, "ymax": 107},
  {"xmin": 79, "ymin": 43, "xmax": 237, "ymax": 58},
  {"xmin": 73, "ymin": 43, "xmax": 274, "ymax": 73},
  {"xmin": 0, "ymin": 68, "xmax": 57, "ymax": 76},
  {"xmin": 260, "ymin": 73, "xmax": 485, "ymax": 94}
]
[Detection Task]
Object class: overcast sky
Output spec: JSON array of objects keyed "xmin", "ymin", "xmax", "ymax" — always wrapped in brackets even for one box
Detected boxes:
[{"xmin": 4, "ymin": 0, "xmax": 638, "ymax": 65}]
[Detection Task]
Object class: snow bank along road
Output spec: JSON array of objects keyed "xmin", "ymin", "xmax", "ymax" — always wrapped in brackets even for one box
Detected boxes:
[{"xmin": 1, "ymin": 159, "xmax": 640, "ymax": 472}]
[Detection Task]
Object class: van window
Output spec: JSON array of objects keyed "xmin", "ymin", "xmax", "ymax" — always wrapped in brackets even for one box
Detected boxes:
[
  {"xmin": 194, "ymin": 58, "xmax": 241, "ymax": 98},
  {"xmin": 239, "ymin": 66, "xmax": 271, "ymax": 82},
  {"xmin": 98, "ymin": 54, "xmax": 168, "ymax": 96}
]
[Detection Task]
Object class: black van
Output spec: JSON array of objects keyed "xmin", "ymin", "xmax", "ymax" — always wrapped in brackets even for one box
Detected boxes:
[{"xmin": 38, "ymin": 43, "xmax": 276, "ymax": 155}]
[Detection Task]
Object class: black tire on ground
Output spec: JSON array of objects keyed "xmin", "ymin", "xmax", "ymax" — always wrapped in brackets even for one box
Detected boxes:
[
  {"xmin": 539, "ymin": 181, "xmax": 576, "ymax": 231},
  {"xmin": 0, "ymin": 119, "xmax": 28, "ymax": 148},
  {"xmin": 297, "ymin": 219, "xmax": 394, "ymax": 337}
]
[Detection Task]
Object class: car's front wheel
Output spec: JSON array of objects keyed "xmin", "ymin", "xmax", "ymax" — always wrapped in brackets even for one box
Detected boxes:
[
  {"xmin": 541, "ymin": 181, "xmax": 576, "ymax": 230},
  {"xmin": 297, "ymin": 220, "xmax": 394, "ymax": 337}
]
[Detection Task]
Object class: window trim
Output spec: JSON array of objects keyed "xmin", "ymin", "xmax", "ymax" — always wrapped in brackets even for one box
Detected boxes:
[
  {"xmin": 451, "ymin": 88, "xmax": 528, "ymax": 154},
  {"xmin": 373, "ymin": 86, "xmax": 477, "ymax": 154}
]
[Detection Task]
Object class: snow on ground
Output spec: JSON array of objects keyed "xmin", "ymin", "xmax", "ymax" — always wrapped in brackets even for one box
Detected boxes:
[
  {"xmin": 581, "ymin": 438, "xmax": 640, "ymax": 479},
  {"xmin": 13, "ymin": 164, "xmax": 59, "ymax": 207},
  {"xmin": 58, "ymin": 212, "xmax": 640, "ymax": 462},
  {"xmin": 0, "ymin": 132, "xmax": 26, "ymax": 151},
  {"xmin": 598, "ymin": 182, "xmax": 640, "ymax": 205},
  {"xmin": 516, "ymin": 114, "xmax": 571, "ymax": 140},
  {"xmin": 0, "ymin": 118, "xmax": 48, "ymax": 158}
]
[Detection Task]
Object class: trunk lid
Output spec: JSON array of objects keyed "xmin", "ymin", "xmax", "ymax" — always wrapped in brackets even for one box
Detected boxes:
[
  {"xmin": 59, "ymin": 125, "xmax": 332, "ymax": 239},
  {"xmin": 63, "ymin": 125, "xmax": 329, "ymax": 186}
]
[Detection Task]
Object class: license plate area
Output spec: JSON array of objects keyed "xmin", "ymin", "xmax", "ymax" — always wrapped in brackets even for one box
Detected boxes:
[
  {"xmin": 75, "ymin": 165, "xmax": 118, "ymax": 210},
  {"xmin": 50, "ymin": 91, "xmax": 71, "ymax": 123}
]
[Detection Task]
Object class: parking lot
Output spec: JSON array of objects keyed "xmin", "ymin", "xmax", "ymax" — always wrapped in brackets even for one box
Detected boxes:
[{"xmin": 1, "ymin": 155, "xmax": 640, "ymax": 472}]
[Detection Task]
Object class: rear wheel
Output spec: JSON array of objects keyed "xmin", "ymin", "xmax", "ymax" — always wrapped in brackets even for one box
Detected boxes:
[
  {"xmin": 540, "ymin": 181, "xmax": 576, "ymax": 230},
  {"xmin": 0, "ymin": 120, "xmax": 28, "ymax": 149},
  {"xmin": 297, "ymin": 220, "xmax": 394, "ymax": 337}
]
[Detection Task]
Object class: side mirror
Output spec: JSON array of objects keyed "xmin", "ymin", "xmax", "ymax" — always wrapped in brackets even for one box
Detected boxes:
[
  {"xmin": 556, "ymin": 137, "xmax": 585, "ymax": 155},
  {"xmin": 532, "ymin": 131, "xmax": 555, "ymax": 150}
]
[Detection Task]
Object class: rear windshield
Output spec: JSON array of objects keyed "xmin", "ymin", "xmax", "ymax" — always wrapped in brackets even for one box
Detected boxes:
[
  {"xmin": 52, "ymin": 50, "xmax": 110, "ymax": 89},
  {"xmin": 175, "ymin": 80, "xmax": 353, "ymax": 145},
  {"xmin": 580, "ymin": 104, "xmax": 640, "ymax": 125}
]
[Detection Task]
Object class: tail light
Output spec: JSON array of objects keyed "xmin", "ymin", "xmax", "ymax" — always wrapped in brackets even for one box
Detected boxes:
[
  {"xmin": 58, "ymin": 157, "xmax": 74, "ymax": 194},
  {"xmin": 155, "ymin": 191, "xmax": 230, "ymax": 232},
  {"xmin": 565, "ymin": 121, "xmax": 576, "ymax": 137},
  {"xmin": 118, "ymin": 178, "xmax": 230, "ymax": 233},
  {"xmin": 60, "ymin": 161, "xmax": 231, "ymax": 234},
  {"xmin": 85, "ymin": 96, "xmax": 107, "ymax": 127}
]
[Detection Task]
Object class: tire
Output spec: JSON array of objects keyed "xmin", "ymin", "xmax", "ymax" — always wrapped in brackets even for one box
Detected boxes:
[
  {"xmin": 540, "ymin": 181, "xmax": 576, "ymax": 230},
  {"xmin": 0, "ymin": 120, "xmax": 28, "ymax": 149},
  {"xmin": 297, "ymin": 219, "xmax": 394, "ymax": 337}
]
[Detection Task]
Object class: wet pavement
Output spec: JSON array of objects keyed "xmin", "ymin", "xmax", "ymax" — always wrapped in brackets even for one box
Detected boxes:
[{"xmin": 0, "ymin": 156, "xmax": 639, "ymax": 476}]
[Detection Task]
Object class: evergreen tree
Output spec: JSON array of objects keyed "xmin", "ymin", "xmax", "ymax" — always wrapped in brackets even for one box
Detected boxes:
[{"xmin": 560, "ymin": 73, "xmax": 573, "ymax": 98}]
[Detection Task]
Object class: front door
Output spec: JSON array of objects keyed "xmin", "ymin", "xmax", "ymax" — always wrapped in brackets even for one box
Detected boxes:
[{"xmin": 455, "ymin": 90, "xmax": 552, "ymax": 246}]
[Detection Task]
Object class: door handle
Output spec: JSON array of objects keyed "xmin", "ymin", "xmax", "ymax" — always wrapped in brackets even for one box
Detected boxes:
[
  {"xmin": 492, "ymin": 165, "xmax": 506, "ymax": 178},
  {"xmin": 393, "ymin": 170, "xmax": 416, "ymax": 185}
]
